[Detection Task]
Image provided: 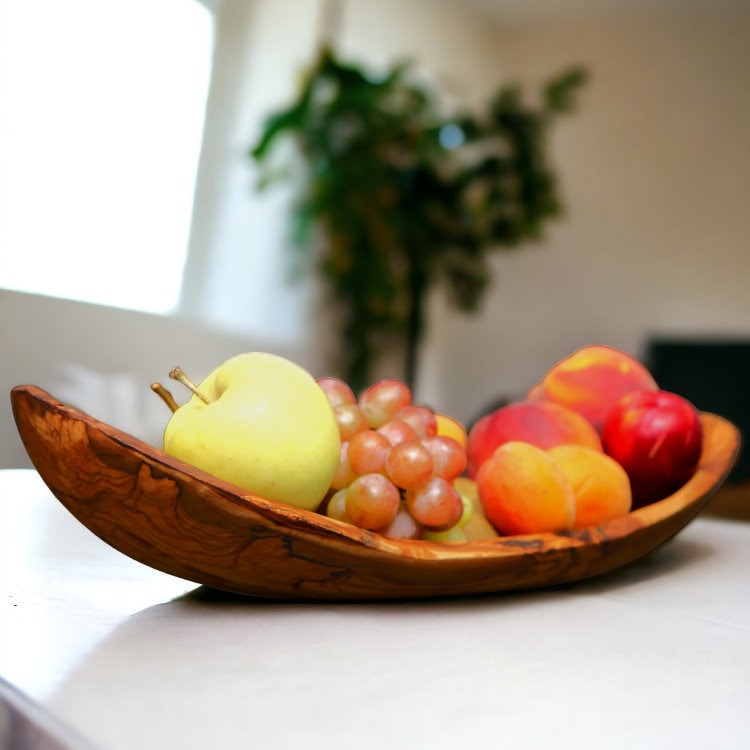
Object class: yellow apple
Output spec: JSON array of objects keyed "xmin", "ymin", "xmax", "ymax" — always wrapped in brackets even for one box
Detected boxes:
[{"xmin": 162, "ymin": 352, "xmax": 340, "ymax": 511}]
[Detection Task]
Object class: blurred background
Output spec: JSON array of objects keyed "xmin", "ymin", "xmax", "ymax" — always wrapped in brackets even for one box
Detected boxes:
[{"xmin": 1, "ymin": 0, "xmax": 749, "ymax": 479}]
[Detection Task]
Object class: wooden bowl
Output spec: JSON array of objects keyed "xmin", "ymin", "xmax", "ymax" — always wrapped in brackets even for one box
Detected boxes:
[{"xmin": 11, "ymin": 385, "xmax": 741, "ymax": 601}]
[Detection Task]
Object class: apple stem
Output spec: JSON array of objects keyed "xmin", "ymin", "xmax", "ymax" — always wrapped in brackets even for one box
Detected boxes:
[
  {"xmin": 169, "ymin": 367, "xmax": 211, "ymax": 404},
  {"xmin": 151, "ymin": 383, "xmax": 180, "ymax": 413}
]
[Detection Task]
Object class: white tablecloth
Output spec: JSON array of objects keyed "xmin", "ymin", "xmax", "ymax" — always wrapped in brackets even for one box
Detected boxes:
[{"xmin": 1, "ymin": 469, "xmax": 749, "ymax": 750}]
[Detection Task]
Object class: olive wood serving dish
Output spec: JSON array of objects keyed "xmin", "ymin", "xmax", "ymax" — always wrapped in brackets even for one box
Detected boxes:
[{"xmin": 11, "ymin": 385, "xmax": 741, "ymax": 601}]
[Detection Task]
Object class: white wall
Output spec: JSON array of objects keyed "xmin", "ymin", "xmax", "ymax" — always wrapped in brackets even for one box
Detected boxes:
[{"xmin": 179, "ymin": 0, "xmax": 322, "ymax": 343}]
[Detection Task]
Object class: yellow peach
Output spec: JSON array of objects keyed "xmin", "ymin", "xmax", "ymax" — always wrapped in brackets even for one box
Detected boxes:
[
  {"xmin": 476, "ymin": 441, "xmax": 575, "ymax": 535},
  {"xmin": 548, "ymin": 444, "xmax": 632, "ymax": 528}
]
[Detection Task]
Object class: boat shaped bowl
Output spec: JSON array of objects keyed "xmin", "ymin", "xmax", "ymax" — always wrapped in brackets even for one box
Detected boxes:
[{"xmin": 10, "ymin": 385, "xmax": 741, "ymax": 601}]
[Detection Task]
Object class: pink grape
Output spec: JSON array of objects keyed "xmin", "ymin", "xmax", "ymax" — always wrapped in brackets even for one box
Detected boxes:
[
  {"xmin": 334, "ymin": 403, "xmax": 369, "ymax": 441},
  {"xmin": 330, "ymin": 442, "xmax": 357, "ymax": 490},
  {"xmin": 421, "ymin": 435, "xmax": 467, "ymax": 481},
  {"xmin": 377, "ymin": 419, "xmax": 419, "ymax": 446},
  {"xmin": 359, "ymin": 379, "xmax": 412, "ymax": 428},
  {"xmin": 317, "ymin": 377, "xmax": 356, "ymax": 408},
  {"xmin": 386, "ymin": 441, "xmax": 434, "ymax": 490},
  {"xmin": 395, "ymin": 405, "xmax": 438, "ymax": 439},
  {"xmin": 348, "ymin": 429, "xmax": 391, "ymax": 475},
  {"xmin": 345, "ymin": 474, "xmax": 400, "ymax": 530},
  {"xmin": 405, "ymin": 476, "xmax": 464, "ymax": 531},
  {"xmin": 379, "ymin": 503, "xmax": 424, "ymax": 540}
]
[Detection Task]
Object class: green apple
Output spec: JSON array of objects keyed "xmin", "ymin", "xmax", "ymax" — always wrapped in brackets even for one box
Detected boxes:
[{"xmin": 161, "ymin": 352, "xmax": 340, "ymax": 511}]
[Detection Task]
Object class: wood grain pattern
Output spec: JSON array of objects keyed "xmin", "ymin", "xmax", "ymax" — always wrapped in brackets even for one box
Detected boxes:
[{"xmin": 10, "ymin": 385, "xmax": 741, "ymax": 600}]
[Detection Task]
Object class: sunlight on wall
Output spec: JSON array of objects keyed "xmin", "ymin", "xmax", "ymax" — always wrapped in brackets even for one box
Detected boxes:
[{"xmin": 0, "ymin": 0, "xmax": 214, "ymax": 314}]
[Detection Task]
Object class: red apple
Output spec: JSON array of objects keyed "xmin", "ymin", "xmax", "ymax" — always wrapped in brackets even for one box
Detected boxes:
[{"xmin": 601, "ymin": 389, "xmax": 703, "ymax": 508}]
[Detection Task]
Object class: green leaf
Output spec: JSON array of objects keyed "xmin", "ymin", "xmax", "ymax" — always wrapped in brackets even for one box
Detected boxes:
[{"xmin": 544, "ymin": 66, "xmax": 588, "ymax": 114}]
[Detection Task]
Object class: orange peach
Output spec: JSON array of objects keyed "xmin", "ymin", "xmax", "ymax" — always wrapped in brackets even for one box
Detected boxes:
[
  {"xmin": 548, "ymin": 444, "xmax": 632, "ymax": 528},
  {"xmin": 466, "ymin": 400, "xmax": 602, "ymax": 479},
  {"xmin": 527, "ymin": 345, "xmax": 658, "ymax": 433},
  {"xmin": 476, "ymin": 441, "xmax": 575, "ymax": 535}
]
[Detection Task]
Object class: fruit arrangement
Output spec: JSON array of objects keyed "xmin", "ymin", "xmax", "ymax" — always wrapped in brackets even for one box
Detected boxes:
[
  {"xmin": 153, "ymin": 344, "xmax": 704, "ymax": 544},
  {"xmin": 467, "ymin": 344, "xmax": 703, "ymax": 536}
]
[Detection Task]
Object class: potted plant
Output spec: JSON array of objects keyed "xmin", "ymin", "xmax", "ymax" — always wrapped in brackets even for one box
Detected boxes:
[{"xmin": 251, "ymin": 46, "xmax": 585, "ymax": 393}]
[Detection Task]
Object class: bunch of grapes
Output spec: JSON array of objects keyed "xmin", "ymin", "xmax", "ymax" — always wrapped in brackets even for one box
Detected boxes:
[{"xmin": 317, "ymin": 377, "xmax": 470, "ymax": 540}]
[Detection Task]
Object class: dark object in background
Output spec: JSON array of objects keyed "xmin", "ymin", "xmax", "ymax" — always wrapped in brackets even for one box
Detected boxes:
[{"xmin": 645, "ymin": 338, "xmax": 749, "ymax": 481}]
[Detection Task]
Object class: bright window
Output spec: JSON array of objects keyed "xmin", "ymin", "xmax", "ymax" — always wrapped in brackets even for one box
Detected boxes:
[{"xmin": 0, "ymin": 0, "xmax": 214, "ymax": 313}]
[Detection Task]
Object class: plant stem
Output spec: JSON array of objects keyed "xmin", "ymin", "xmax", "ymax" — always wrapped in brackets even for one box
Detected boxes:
[
  {"xmin": 404, "ymin": 263, "xmax": 428, "ymax": 392},
  {"xmin": 169, "ymin": 367, "xmax": 211, "ymax": 404},
  {"xmin": 151, "ymin": 383, "xmax": 180, "ymax": 413}
]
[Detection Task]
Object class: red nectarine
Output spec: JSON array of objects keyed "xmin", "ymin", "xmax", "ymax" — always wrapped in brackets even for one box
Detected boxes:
[{"xmin": 601, "ymin": 389, "xmax": 703, "ymax": 508}]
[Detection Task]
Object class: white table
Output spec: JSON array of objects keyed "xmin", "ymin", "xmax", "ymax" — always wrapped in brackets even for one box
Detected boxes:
[{"xmin": 1, "ymin": 468, "xmax": 749, "ymax": 750}]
